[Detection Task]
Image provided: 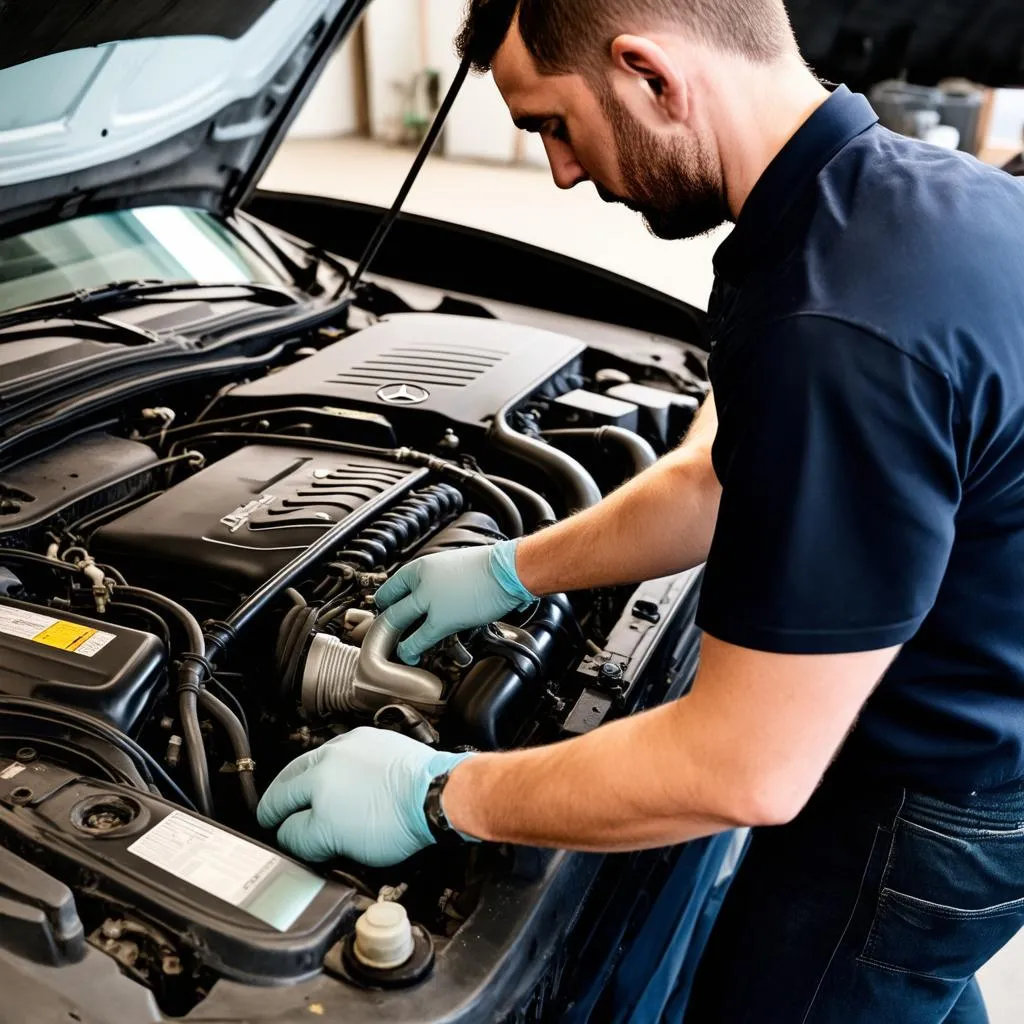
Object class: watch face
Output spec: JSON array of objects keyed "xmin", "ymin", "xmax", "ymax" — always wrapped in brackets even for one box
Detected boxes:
[{"xmin": 425, "ymin": 772, "xmax": 458, "ymax": 843}]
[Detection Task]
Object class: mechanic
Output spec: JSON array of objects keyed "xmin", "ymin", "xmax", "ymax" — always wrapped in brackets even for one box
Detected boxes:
[{"xmin": 258, "ymin": 1, "xmax": 1024, "ymax": 1020}]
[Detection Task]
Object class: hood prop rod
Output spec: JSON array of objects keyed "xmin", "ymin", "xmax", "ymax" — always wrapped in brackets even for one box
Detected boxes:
[{"xmin": 342, "ymin": 55, "xmax": 472, "ymax": 298}]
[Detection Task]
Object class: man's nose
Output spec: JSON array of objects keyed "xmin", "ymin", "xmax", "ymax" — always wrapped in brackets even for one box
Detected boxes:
[{"xmin": 542, "ymin": 136, "xmax": 589, "ymax": 190}]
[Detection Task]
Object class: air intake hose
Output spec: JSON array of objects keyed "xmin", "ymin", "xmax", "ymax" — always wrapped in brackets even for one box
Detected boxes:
[{"xmin": 300, "ymin": 614, "xmax": 445, "ymax": 718}]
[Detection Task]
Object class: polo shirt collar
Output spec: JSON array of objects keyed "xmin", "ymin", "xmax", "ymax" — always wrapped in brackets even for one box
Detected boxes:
[{"xmin": 713, "ymin": 85, "xmax": 879, "ymax": 284}]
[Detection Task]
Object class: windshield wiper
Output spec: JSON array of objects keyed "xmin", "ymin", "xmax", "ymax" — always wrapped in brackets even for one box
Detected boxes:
[{"xmin": 0, "ymin": 279, "xmax": 300, "ymax": 333}]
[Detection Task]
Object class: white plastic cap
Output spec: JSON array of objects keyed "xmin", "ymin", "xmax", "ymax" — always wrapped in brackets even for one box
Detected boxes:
[{"xmin": 353, "ymin": 901, "xmax": 415, "ymax": 970}]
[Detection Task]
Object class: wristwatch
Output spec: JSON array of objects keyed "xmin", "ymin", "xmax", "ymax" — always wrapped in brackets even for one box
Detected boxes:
[{"xmin": 423, "ymin": 771, "xmax": 463, "ymax": 845}]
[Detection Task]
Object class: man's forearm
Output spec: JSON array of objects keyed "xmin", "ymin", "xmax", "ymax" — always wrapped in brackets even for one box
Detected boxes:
[
  {"xmin": 516, "ymin": 394, "xmax": 720, "ymax": 595},
  {"xmin": 441, "ymin": 636, "xmax": 896, "ymax": 852},
  {"xmin": 444, "ymin": 697, "xmax": 738, "ymax": 851}
]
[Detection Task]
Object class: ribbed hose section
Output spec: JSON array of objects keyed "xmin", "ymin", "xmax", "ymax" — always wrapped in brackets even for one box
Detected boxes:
[
  {"xmin": 335, "ymin": 483, "xmax": 463, "ymax": 570},
  {"xmin": 301, "ymin": 633, "xmax": 362, "ymax": 717}
]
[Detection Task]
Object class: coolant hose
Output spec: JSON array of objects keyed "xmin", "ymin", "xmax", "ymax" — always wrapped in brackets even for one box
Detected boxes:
[
  {"xmin": 116, "ymin": 586, "xmax": 226, "ymax": 818},
  {"xmin": 488, "ymin": 406, "xmax": 601, "ymax": 514},
  {"xmin": 486, "ymin": 475, "xmax": 557, "ymax": 531},
  {"xmin": 178, "ymin": 689, "xmax": 213, "ymax": 816},
  {"xmin": 542, "ymin": 426, "xmax": 657, "ymax": 476},
  {"xmin": 198, "ymin": 689, "xmax": 259, "ymax": 813}
]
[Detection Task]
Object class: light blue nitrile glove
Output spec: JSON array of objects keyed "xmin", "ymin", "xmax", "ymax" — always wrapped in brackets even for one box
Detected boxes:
[
  {"xmin": 374, "ymin": 539, "xmax": 537, "ymax": 666},
  {"xmin": 256, "ymin": 727, "xmax": 475, "ymax": 866}
]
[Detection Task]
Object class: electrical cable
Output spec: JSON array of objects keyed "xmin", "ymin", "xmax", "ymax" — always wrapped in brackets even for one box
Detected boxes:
[
  {"xmin": 0, "ymin": 733, "xmax": 135, "ymax": 788},
  {"xmin": 66, "ymin": 490, "xmax": 165, "ymax": 539},
  {"xmin": 0, "ymin": 698, "xmax": 196, "ymax": 810},
  {"xmin": 43, "ymin": 453, "xmax": 201, "ymax": 541}
]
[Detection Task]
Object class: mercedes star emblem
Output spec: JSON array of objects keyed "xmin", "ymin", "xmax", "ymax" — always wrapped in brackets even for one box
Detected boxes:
[{"xmin": 376, "ymin": 383, "xmax": 430, "ymax": 405}]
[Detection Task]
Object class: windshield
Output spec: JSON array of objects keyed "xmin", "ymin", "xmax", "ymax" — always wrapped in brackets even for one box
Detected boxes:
[{"xmin": 0, "ymin": 207, "xmax": 283, "ymax": 314}]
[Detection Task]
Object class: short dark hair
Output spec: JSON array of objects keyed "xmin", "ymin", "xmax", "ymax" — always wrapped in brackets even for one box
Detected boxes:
[{"xmin": 456, "ymin": 0, "xmax": 796, "ymax": 75}]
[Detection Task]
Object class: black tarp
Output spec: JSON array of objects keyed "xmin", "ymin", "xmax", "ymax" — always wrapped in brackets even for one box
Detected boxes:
[{"xmin": 788, "ymin": 0, "xmax": 1024, "ymax": 88}]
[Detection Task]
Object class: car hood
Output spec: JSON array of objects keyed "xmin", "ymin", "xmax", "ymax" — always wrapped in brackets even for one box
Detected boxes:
[
  {"xmin": 0, "ymin": 0, "xmax": 366, "ymax": 237},
  {"xmin": 0, "ymin": 0, "xmax": 1020, "ymax": 238}
]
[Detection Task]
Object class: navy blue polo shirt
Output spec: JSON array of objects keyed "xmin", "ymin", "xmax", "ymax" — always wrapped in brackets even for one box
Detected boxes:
[{"xmin": 695, "ymin": 86, "xmax": 1024, "ymax": 791}]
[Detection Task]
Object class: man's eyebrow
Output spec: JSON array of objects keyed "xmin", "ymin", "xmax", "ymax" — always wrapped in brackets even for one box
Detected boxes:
[{"xmin": 512, "ymin": 114, "xmax": 552, "ymax": 133}]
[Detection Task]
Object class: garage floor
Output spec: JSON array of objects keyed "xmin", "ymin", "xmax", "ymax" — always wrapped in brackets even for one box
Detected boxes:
[{"xmin": 262, "ymin": 135, "xmax": 1022, "ymax": 1021}]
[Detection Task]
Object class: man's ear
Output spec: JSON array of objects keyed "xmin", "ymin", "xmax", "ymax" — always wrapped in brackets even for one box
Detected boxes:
[{"xmin": 610, "ymin": 34, "xmax": 688, "ymax": 123}]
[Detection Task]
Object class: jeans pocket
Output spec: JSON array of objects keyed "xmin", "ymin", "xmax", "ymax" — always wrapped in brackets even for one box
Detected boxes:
[
  {"xmin": 856, "ymin": 798, "xmax": 1024, "ymax": 981},
  {"xmin": 859, "ymin": 886, "xmax": 1024, "ymax": 981}
]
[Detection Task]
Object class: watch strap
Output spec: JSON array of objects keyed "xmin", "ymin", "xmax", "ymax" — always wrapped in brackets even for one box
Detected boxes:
[{"xmin": 423, "ymin": 771, "xmax": 462, "ymax": 845}]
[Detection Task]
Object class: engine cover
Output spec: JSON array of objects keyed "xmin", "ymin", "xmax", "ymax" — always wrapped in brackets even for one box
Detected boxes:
[
  {"xmin": 224, "ymin": 313, "xmax": 585, "ymax": 431},
  {"xmin": 91, "ymin": 445, "xmax": 419, "ymax": 592}
]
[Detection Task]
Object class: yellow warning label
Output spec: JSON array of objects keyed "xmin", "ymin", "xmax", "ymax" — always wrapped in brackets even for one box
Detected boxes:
[{"xmin": 33, "ymin": 621, "xmax": 97, "ymax": 652}]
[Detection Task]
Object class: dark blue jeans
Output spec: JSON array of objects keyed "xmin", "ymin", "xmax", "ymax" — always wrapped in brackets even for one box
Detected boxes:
[{"xmin": 684, "ymin": 771, "xmax": 1024, "ymax": 1023}]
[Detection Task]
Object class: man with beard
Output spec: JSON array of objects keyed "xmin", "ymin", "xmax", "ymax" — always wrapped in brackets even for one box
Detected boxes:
[{"xmin": 258, "ymin": 1, "xmax": 1024, "ymax": 1020}]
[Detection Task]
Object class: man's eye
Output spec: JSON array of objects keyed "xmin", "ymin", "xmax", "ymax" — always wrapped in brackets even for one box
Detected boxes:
[{"xmin": 549, "ymin": 121, "xmax": 570, "ymax": 144}]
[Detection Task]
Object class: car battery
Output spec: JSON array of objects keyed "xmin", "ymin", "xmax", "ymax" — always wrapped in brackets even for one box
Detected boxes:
[
  {"xmin": 0, "ymin": 597, "xmax": 164, "ymax": 734},
  {"xmin": 550, "ymin": 388, "xmax": 639, "ymax": 431},
  {"xmin": 607, "ymin": 382, "xmax": 699, "ymax": 445}
]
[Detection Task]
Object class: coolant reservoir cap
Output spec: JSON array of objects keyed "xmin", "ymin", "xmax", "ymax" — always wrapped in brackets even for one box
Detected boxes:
[{"xmin": 353, "ymin": 901, "xmax": 415, "ymax": 970}]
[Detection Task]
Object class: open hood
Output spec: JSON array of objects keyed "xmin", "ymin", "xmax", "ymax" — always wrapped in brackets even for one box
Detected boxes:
[
  {"xmin": 0, "ymin": 0, "xmax": 366, "ymax": 237},
  {"xmin": 0, "ymin": 0, "xmax": 1021, "ymax": 240}
]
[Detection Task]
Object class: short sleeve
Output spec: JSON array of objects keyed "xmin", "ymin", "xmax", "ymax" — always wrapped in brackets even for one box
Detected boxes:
[{"xmin": 696, "ymin": 315, "xmax": 961, "ymax": 654}]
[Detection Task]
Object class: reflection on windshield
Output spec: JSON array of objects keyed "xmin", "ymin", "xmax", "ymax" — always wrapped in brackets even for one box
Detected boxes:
[{"xmin": 0, "ymin": 207, "xmax": 282, "ymax": 314}]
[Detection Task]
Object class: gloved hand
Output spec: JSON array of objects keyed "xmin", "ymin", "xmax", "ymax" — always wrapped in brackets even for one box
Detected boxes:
[
  {"xmin": 374, "ymin": 538, "xmax": 536, "ymax": 665},
  {"xmin": 256, "ymin": 727, "xmax": 474, "ymax": 866}
]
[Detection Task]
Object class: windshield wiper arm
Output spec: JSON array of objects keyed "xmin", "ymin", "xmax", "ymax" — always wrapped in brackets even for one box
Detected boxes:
[{"xmin": 0, "ymin": 280, "xmax": 300, "ymax": 333}]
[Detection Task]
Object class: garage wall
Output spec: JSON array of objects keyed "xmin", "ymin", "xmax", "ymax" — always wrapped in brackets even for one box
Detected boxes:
[
  {"xmin": 288, "ymin": 34, "xmax": 359, "ymax": 138},
  {"xmin": 361, "ymin": 0, "xmax": 533, "ymax": 161},
  {"xmin": 989, "ymin": 89, "xmax": 1024, "ymax": 147},
  {"xmin": 288, "ymin": 5, "xmax": 1024, "ymax": 163}
]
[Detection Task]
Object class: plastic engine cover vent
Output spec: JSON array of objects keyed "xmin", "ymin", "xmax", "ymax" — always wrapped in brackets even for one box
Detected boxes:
[{"xmin": 224, "ymin": 313, "xmax": 586, "ymax": 430}]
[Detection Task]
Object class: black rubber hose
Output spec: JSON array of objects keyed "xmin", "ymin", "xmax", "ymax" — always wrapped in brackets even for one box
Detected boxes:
[
  {"xmin": 0, "ymin": 551, "xmax": 85, "ymax": 577},
  {"xmin": 488, "ymin": 405, "xmax": 602, "ymax": 514},
  {"xmin": 114, "ymin": 586, "xmax": 214, "ymax": 817},
  {"xmin": 115, "ymin": 586, "xmax": 205, "ymax": 652},
  {"xmin": 198, "ymin": 689, "xmax": 259, "ymax": 813},
  {"xmin": 486, "ymin": 476, "xmax": 557, "ymax": 531},
  {"xmin": 542, "ymin": 426, "xmax": 658, "ymax": 476},
  {"xmin": 178, "ymin": 689, "xmax": 213, "ymax": 816},
  {"xmin": 452, "ymin": 471, "xmax": 523, "ymax": 538},
  {"xmin": 107, "ymin": 601, "xmax": 172, "ymax": 649},
  {"xmin": 206, "ymin": 677, "xmax": 249, "ymax": 738}
]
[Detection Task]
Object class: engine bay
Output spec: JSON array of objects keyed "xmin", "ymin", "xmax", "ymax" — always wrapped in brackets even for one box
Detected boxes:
[{"xmin": 0, "ymin": 306, "xmax": 707, "ymax": 1015}]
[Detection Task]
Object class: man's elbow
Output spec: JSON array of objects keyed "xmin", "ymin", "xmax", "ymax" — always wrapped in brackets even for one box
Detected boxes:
[{"xmin": 717, "ymin": 773, "xmax": 816, "ymax": 828}]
